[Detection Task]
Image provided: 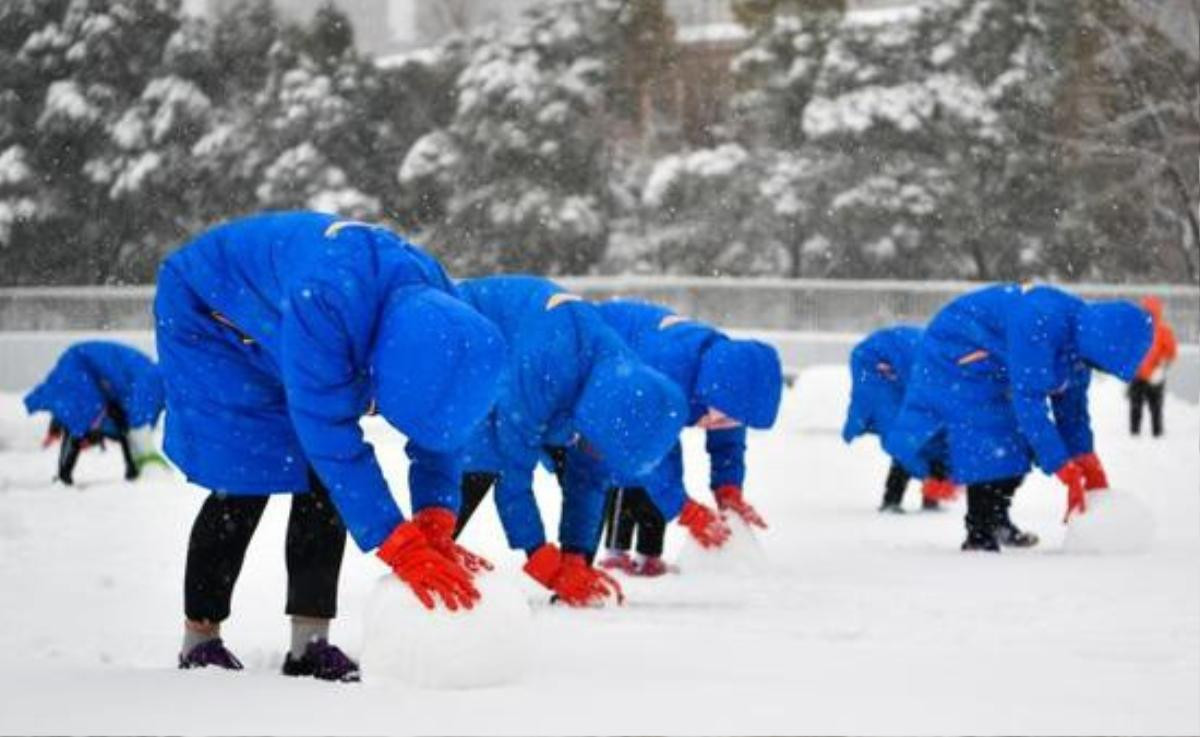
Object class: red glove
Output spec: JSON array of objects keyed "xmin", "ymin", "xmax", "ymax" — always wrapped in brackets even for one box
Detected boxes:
[
  {"xmin": 1074, "ymin": 452, "xmax": 1109, "ymax": 492},
  {"xmin": 412, "ymin": 507, "xmax": 493, "ymax": 574},
  {"xmin": 376, "ymin": 521, "xmax": 480, "ymax": 611},
  {"xmin": 678, "ymin": 498, "xmax": 731, "ymax": 548},
  {"xmin": 714, "ymin": 485, "xmax": 767, "ymax": 529},
  {"xmin": 921, "ymin": 478, "xmax": 958, "ymax": 502},
  {"xmin": 1057, "ymin": 460, "xmax": 1087, "ymax": 523},
  {"xmin": 523, "ymin": 545, "xmax": 624, "ymax": 607}
]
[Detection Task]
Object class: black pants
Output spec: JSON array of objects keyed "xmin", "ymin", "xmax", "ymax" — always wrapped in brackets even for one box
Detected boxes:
[
  {"xmin": 1129, "ymin": 379, "xmax": 1165, "ymax": 436},
  {"xmin": 881, "ymin": 459, "xmax": 948, "ymax": 506},
  {"xmin": 964, "ymin": 476, "xmax": 1023, "ymax": 540},
  {"xmin": 54, "ymin": 405, "xmax": 138, "ymax": 485},
  {"xmin": 453, "ymin": 472, "xmax": 499, "ymax": 539},
  {"xmin": 184, "ymin": 470, "xmax": 347, "ymax": 623},
  {"xmin": 601, "ymin": 487, "xmax": 667, "ymax": 558}
]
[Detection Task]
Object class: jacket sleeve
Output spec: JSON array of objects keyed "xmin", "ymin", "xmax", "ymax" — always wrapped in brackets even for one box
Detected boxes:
[
  {"xmin": 643, "ymin": 443, "xmax": 687, "ymax": 521},
  {"xmin": 706, "ymin": 426, "xmax": 746, "ymax": 489},
  {"xmin": 25, "ymin": 352, "xmax": 108, "ymax": 438},
  {"xmin": 281, "ymin": 279, "xmax": 402, "ymax": 552},
  {"xmin": 492, "ymin": 461, "xmax": 548, "ymax": 552},
  {"xmin": 1006, "ymin": 303, "xmax": 1072, "ymax": 475},
  {"xmin": 406, "ymin": 441, "xmax": 463, "ymax": 515},
  {"xmin": 1051, "ymin": 369, "xmax": 1094, "ymax": 458},
  {"xmin": 557, "ymin": 447, "xmax": 611, "ymax": 554}
]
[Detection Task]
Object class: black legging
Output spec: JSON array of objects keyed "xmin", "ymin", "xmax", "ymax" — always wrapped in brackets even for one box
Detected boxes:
[
  {"xmin": 964, "ymin": 476, "xmax": 1024, "ymax": 538},
  {"xmin": 601, "ymin": 487, "xmax": 667, "ymax": 558},
  {"xmin": 54, "ymin": 403, "xmax": 138, "ymax": 485},
  {"xmin": 453, "ymin": 472, "xmax": 499, "ymax": 539},
  {"xmin": 881, "ymin": 458, "xmax": 948, "ymax": 507},
  {"xmin": 1129, "ymin": 379, "xmax": 1165, "ymax": 436},
  {"xmin": 184, "ymin": 470, "xmax": 347, "ymax": 623}
]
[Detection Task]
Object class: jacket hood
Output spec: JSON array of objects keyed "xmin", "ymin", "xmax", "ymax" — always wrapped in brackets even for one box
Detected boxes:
[
  {"xmin": 694, "ymin": 338, "xmax": 783, "ymax": 429},
  {"xmin": 573, "ymin": 354, "xmax": 687, "ymax": 478},
  {"xmin": 372, "ymin": 286, "xmax": 506, "ymax": 451},
  {"xmin": 1075, "ymin": 300, "xmax": 1154, "ymax": 382}
]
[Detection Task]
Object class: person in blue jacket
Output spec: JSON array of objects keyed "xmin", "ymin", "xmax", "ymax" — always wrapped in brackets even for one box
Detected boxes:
[
  {"xmin": 24, "ymin": 341, "xmax": 166, "ymax": 485},
  {"xmin": 448, "ymin": 275, "xmax": 688, "ymax": 606},
  {"xmin": 842, "ymin": 326, "xmax": 956, "ymax": 514},
  {"xmin": 566, "ymin": 301, "xmax": 784, "ymax": 576},
  {"xmin": 155, "ymin": 211, "xmax": 505, "ymax": 681},
  {"xmin": 883, "ymin": 283, "xmax": 1153, "ymax": 552}
]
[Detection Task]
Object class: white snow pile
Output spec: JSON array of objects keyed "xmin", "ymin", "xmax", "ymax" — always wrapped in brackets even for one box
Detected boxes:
[
  {"xmin": 676, "ymin": 516, "xmax": 769, "ymax": 576},
  {"xmin": 360, "ymin": 570, "xmax": 534, "ymax": 689},
  {"xmin": 1062, "ymin": 487, "xmax": 1157, "ymax": 555}
]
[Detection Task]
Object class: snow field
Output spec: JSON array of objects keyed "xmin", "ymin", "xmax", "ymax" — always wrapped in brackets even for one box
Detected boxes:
[{"xmin": 0, "ymin": 366, "xmax": 1196, "ymax": 736}]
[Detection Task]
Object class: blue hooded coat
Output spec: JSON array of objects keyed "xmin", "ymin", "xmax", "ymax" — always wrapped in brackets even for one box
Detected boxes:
[
  {"xmin": 154, "ymin": 211, "xmax": 505, "ymax": 551},
  {"xmin": 24, "ymin": 341, "xmax": 164, "ymax": 437},
  {"xmin": 883, "ymin": 284, "xmax": 1152, "ymax": 484},
  {"xmin": 455, "ymin": 276, "xmax": 687, "ymax": 553},
  {"xmin": 561, "ymin": 301, "xmax": 783, "ymax": 547},
  {"xmin": 842, "ymin": 326, "xmax": 922, "ymax": 444}
]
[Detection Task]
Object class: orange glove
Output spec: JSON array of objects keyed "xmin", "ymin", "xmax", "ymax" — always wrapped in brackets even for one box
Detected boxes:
[
  {"xmin": 921, "ymin": 478, "xmax": 958, "ymax": 502},
  {"xmin": 412, "ymin": 507, "xmax": 493, "ymax": 574},
  {"xmin": 678, "ymin": 498, "xmax": 731, "ymax": 548},
  {"xmin": 1073, "ymin": 452, "xmax": 1109, "ymax": 491},
  {"xmin": 714, "ymin": 485, "xmax": 767, "ymax": 529},
  {"xmin": 1057, "ymin": 460, "xmax": 1087, "ymax": 523},
  {"xmin": 376, "ymin": 521, "xmax": 479, "ymax": 611},
  {"xmin": 523, "ymin": 545, "xmax": 623, "ymax": 607}
]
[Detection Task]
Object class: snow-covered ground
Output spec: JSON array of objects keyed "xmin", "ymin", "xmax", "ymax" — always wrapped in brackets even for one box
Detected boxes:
[{"xmin": 0, "ymin": 368, "xmax": 1196, "ymax": 736}]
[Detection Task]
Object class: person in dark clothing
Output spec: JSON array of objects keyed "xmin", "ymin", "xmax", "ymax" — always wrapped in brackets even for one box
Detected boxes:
[{"xmin": 1128, "ymin": 296, "xmax": 1177, "ymax": 437}]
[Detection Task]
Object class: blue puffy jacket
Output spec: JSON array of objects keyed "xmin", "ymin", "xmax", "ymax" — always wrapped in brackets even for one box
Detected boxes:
[
  {"xmin": 456, "ymin": 276, "xmax": 687, "ymax": 553},
  {"xmin": 561, "ymin": 301, "xmax": 783, "ymax": 548},
  {"xmin": 154, "ymin": 211, "xmax": 505, "ymax": 551},
  {"xmin": 24, "ymin": 341, "xmax": 164, "ymax": 437},
  {"xmin": 883, "ymin": 284, "xmax": 1152, "ymax": 484}
]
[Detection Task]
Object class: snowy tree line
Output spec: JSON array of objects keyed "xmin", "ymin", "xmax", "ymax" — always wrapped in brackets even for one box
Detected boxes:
[{"xmin": 0, "ymin": 0, "xmax": 1196, "ymax": 285}]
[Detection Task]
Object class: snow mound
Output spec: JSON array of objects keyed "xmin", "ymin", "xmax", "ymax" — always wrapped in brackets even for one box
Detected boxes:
[
  {"xmin": 360, "ymin": 570, "xmax": 533, "ymax": 689},
  {"xmin": 676, "ymin": 516, "xmax": 769, "ymax": 575},
  {"xmin": 1062, "ymin": 488, "xmax": 1156, "ymax": 555}
]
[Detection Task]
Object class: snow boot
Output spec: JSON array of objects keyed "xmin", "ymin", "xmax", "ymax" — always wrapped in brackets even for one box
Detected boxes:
[
  {"xmin": 878, "ymin": 500, "xmax": 905, "ymax": 514},
  {"xmin": 178, "ymin": 638, "xmax": 244, "ymax": 670},
  {"xmin": 598, "ymin": 550, "xmax": 637, "ymax": 574},
  {"xmin": 961, "ymin": 485, "xmax": 1000, "ymax": 553},
  {"xmin": 282, "ymin": 639, "xmax": 360, "ymax": 683},
  {"xmin": 995, "ymin": 486, "xmax": 1038, "ymax": 547},
  {"xmin": 632, "ymin": 555, "xmax": 669, "ymax": 577},
  {"xmin": 995, "ymin": 521, "xmax": 1039, "ymax": 548}
]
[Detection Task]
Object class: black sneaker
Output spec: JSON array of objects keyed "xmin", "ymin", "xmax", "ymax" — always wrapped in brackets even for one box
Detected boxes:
[
  {"xmin": 282, "ymin": 639, "xmax": 360, "ymax": 683},
  {"xmin": 995, "ymin": 522, "xmax": 1039, "ymax": 548}
]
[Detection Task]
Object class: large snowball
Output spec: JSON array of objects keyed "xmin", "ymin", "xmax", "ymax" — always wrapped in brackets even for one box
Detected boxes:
[
  {"xmin": 1062, "ymin": 488, "xmax": 1156, "ymax": 555},
  {"xmin": 676, "ymin": 515, "xmax": 769, "ymax": 575},
  {"xmin": 360, "ymin": 570, "xmax": 534, "ymax": 689}
]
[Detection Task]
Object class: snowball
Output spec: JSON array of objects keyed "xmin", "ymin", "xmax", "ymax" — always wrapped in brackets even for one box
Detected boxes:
[
  {"xmin": 676, "ymin": 515, "xmax": 769, "ymax": 576},
  {"xmin": 1062, "ymin": 488, "xmax": 1156, "ymax": 555},
  {"xmin": 360, "ymin": 570, "xmax": 533, "ymax": 689}
]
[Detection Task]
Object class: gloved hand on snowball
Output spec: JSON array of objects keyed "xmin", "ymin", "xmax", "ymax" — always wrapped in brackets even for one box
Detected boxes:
[
  {"xmin": 714, "ymin": 484, "xmax": 767, "ymax": 529},
  {"xmin": 1059, "ymin": 453, "xmax": 1110, "ymax": 523},
  {"xmin": 678, "ymin": 498, "xmax": 731, "ymax": 548},
  {"xmin": 920, "ymin": 477, "xmax": 958, "ymax": 502},
  {"xmin": 411, "ymin": 507, "xmax": 493, "ymax": 574},
  {"xmin": 523, "ymin": 544, "xmax": 624, "ymax": 607},
  {"xmin": 376, "ymin": 510, "xmax": 481, "ymax": 611}
]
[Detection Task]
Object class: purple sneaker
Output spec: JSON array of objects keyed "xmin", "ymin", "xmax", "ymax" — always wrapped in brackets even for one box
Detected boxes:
[
  {"xmin": 282, "ymin": 639, "xmax": 360, "ymax": 683},
  {"xmin": 178, "ymin": 638, "xmax": 244, "ymax": 670}
]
